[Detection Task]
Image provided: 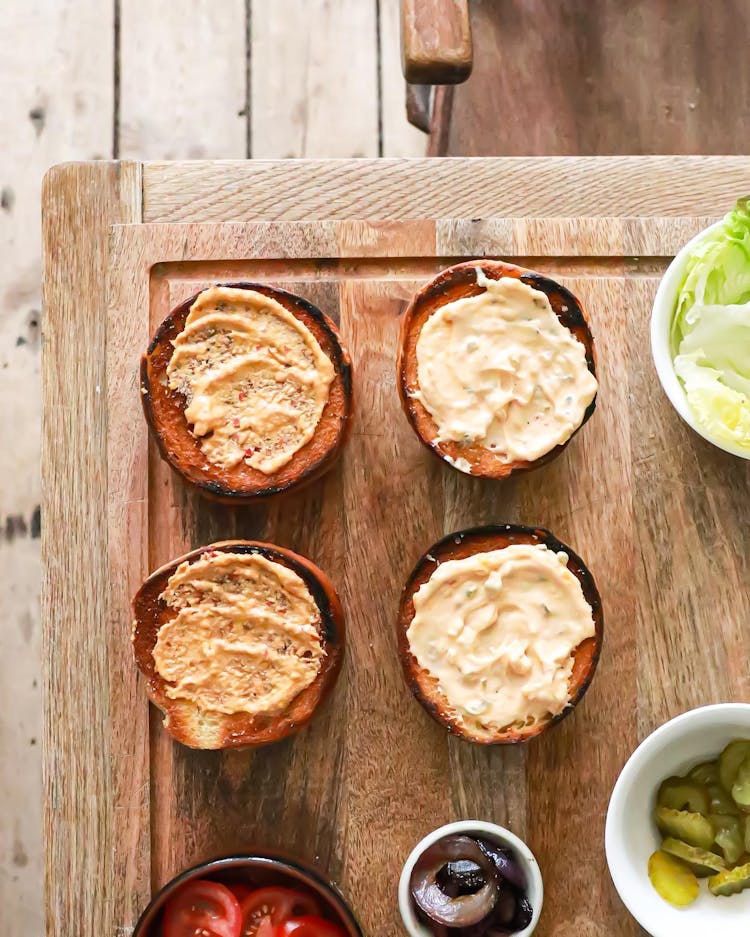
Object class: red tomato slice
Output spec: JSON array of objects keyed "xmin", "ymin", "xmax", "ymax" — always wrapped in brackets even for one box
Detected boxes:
[
  {"xmin": 242, "ymin": 912, "xmax": 274, "ymax": 937},
  {"xmin": 239, "ymin": 887, "xmax": 321, "ymax": 937},
  {"xmin": 275, "ymin": 916, "xmax": 348, "ymax": 937},
  {"xmin": 162, "ymin": 879, "xmax": 242, "ymax": 937},
  {"xmin": 228, "ymin": 884, "xmax": 254, "ymax": 904},
  {"xmin": 256, "ymin": 920, "xmax": 275, "ymax": 937}
]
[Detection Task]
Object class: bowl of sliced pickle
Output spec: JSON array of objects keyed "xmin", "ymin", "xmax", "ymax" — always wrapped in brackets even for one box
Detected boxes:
[{"xmin": 606, "ymin": 703, "xmax": 750, "ymax": 937}]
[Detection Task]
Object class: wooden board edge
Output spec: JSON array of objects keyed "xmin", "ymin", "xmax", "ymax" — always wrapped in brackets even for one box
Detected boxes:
[
  {"xmin": 41, "ymin": 160, "xmax": 143, "ymax": 937},
  {"xmin": 107, "ymin": 213, "xmax": 720, "ymax": 264},
  {"xmin": 140, "ymin": 155, "xmax": 750, "ymax": 224},
  {"xmin": 106, "ymin": 212, "xmax": 154, "ymax": 930}
]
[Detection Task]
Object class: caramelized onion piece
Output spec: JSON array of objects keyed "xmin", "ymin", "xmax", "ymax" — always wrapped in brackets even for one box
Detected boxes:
[
  {"xmin": 511, "ymin": 895, "xmax": 533, "ymax": 930},
  {"xmin": 493, "ymin": 885, "xmax": 517, "ymax": 926},
  {"xmin": 410, "ymin": 835, "xmax": 498, "ymax": 927},
  {"xmin": 436, "ymin": 859, "xmax": 486, "ymax": 898},
  {"xmin": 478, "ymin": 840, "xmax": 527, "ymax": 891}
]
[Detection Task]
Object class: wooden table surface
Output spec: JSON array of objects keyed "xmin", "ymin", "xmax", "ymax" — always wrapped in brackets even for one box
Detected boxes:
[
  {"xmin": 42, "ymin": 156, "xmax": 750, "ymax": 936},
  {"xmin": 436, "ymin": 0, "xmax": 750, "ymax": 157}
]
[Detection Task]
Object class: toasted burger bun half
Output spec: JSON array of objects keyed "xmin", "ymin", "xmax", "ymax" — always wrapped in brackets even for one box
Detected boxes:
[
  {"xmin": 397, "ymin": 260, "xmax": 597, "ymax": 479},
  {"xmin": 397, "ymin": 524, "xmax": 603, "ymax": 744},
  {"xmin": 141, "ymin": 282, "xmax": 353, "ymax": 502},
  {"xmin": 132, "ymin": 540, "xmax": 345, "ymax": 750}
]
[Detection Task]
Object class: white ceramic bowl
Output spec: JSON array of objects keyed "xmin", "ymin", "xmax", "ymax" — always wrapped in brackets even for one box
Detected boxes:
[
  {"xmin": 650, "ymin": 218, "xmax": 750, "ymax": 459},
  {"xmin": 398, "ymin": 820, "xmax": 543, "ymax": 937},
  {"xmin": 606, "ymin": 703, "xmax": 750, "ymax": 937}
]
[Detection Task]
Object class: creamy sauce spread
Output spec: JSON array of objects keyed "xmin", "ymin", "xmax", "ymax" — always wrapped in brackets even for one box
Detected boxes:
[
  {"xmin": 167, "ymin": 286, "xmax": 335, "ymax": 474},
  {"xmin": 406, "ymin": 544, "xmax": 596, "ymax": 731},
  {"xmin": 414, "ymin": 270, "xmax": 598, "ymax": 463},
  {"xmin": 152, "ymin": 551, "xmax": 324, "ymax": 717}
]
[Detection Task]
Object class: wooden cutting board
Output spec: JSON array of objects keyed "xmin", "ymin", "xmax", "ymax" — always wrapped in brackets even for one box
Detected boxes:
[{"xmin": 42, "ymin": 157, "xmax": 750, "ymax": 937}]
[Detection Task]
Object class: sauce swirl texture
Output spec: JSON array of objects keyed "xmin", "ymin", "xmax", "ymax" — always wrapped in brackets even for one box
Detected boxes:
[
  {"xmin": 415, "ymin": 271, "xmax": 597, "ymax": 463},
  {"xmin": 407, "ymin": 544, "xmax": 596, "ymax": 732},
  {"xmin": 167, "ymin": 286, "xmax": 334, "ymax": 474}
]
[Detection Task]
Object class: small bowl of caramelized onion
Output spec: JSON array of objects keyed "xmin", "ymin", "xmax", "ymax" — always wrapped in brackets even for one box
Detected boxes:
[{"xmin": 398, "ymin": 820, "xmax": 543, "ymax": 937}]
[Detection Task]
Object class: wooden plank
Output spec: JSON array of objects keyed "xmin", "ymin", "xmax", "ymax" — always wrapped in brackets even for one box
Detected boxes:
[
  {"xmin": 401, "ymin": 0, "xmax": 472, "ymax": 84},
  {"xmin": 142, "ymin": 155, "xmax": 750, "ymax": 223},
  {"xmin": 250, "ymin": 0, "xmax": 378, "ymax": 158},
  {"xmin": 2, "ymin": 3, "xmax": 115, "ymax": 934},
  {"xmin": 116, "ymin": 214, "xmax": 716, "ymax": 263},
  {"xmin": 379, "ymin": 0, "xmax": 428, "ymax": 155},
  {"xmin": 42, "ymin": 161, "xmax": 142, "ymax": 937},
  {"xmin": 119, "ymin": 0, "xmax": 247, "ymax": 160},
  {"xmin": 106, "ymin": 217, "xmax": 152, "ymax": 926},
  {"xmin": 442, "ymin": 0, "xmax": 750, "ymax": 156}
]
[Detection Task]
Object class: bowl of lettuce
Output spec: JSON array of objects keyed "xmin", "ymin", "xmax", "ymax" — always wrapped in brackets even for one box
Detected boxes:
[{"xmin": 651, "ymin": 197, "xmax": 750, "ymax": 457}]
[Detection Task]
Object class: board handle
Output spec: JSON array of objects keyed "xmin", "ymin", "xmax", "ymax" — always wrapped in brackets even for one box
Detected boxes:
[{"xmin": 401, "ymin": 0, "xmax": 473, "ymax": 85}]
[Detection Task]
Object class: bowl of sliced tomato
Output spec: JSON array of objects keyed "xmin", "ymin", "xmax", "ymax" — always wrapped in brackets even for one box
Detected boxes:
[{"xmin": 132, "ymin": 853, "xmax": 363, "ymax": 937}]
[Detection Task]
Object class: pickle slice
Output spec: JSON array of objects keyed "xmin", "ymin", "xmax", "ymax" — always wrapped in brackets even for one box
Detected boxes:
[
  {"xmin": 657, "ymin": 776, "xmax": 710, "ymax": 815},
  {"xmin": 731, "ymin": 754, "xmax": 750, "ymax": 808},
  {"xmin": 708, "ymin": 783, "xmax": 740, "ymax": 816},
  {"xmin": 719, "ymin": 740, "xmax": 750, "ymax": 792},
  {"xmin": 655, "ymin": 807, "xmax": 715, "ymax": 850},
  {"xmin": 708, "ymin": 861, "xmax": 750, "ymax": 897},
  {"xmin": 648, "ymin": 850, "xmax": 699, "ymax": 907},
  {"xmin": 660, "ymin": 838, "xmax": 726, "ymax": 877},
  {"xmin": 711, "ymin": 814, "xmax": 745, "ymax": 865},
  {"xmin": 689, "ymin": 760, "xmax": 720, "ymax": 786}
]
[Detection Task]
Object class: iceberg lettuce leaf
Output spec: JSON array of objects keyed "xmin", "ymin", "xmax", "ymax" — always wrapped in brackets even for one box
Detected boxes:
[
  {"xmin": 674, "ymin": 352, "xmax": 750, "ymax": 447},
  {"xmin": 672, "ymin": 197, "xmax": 750, "ymax": 352},
  {"xmin": 677, "ymin": 303, "xmax": 750, "ymax": 398},
  {"xmin": 670, "ymin": 197, "xmax": 750, "ymax": 448}
]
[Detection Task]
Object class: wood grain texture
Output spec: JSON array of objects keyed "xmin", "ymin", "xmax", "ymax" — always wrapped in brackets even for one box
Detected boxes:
[
  {"xmin": 119, "ymin": 0, "xmax": 246, "ymax": 160},
  {"xmin": 1, "ymin": 5, "xmax": 115, "ymax": 931},
  {"xmin": 42, "ymin": 161, "xmax": 142, "ymax": 937},
  {"xmin": 44, "ymin": 158, "xmax": 750, "ymax": 937},
  {"xmin": 381, "ymin": 0, "xmax": 429, "ymax": 154},
  {"xmin": 250, "ymin": 0, "xmax": 379, "ymax": 159},
  {"xmin": 519, "ymin": 271, "xmax": 638, "ymax": 935},
  {"xmin": 142, "ymin": 155, "xmax": 750, "ymax": 223},
  {"xmin": 107, "ymin": 216, "xmax": 153, "ymax": 926},
  {"xmin": 441, "ymin": 0, "xmax": 750, "ymax": 156},
  {"xmin": 401, "ymin": 0, "xmax": 472, "ymax": 84}
]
